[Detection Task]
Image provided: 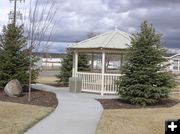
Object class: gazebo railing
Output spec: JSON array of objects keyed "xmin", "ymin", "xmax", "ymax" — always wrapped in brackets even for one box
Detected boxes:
[
  {"xmin": 76, "ymin": 72, "xmax": 121, "ymax": 94},
  {"xmin": 77, "ymin": 72, "xmax": 102, "ymax": 93},
  {"xmin": 104, "ymin": 73, "xmax": 121, "ymax": 94}
]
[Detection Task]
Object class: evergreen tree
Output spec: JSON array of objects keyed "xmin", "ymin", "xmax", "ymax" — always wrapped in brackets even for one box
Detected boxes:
[
  {"xmin": 0, "ymin": 24, "xmax": 38, "ymax": 87},
  {"xmin": 78, "ymin": 53, "xmax": 90, "ymax": 72},
  {"xmin": 56, "ymin": 50, "xmax": 73, "ymax": 86},
  {"xmin": 56, "ymin": 49, "xmax": 90, "ymax": 86},
  {"xmin": 116, "ymin": 21, "xmax": 175, "ymax": 106}
]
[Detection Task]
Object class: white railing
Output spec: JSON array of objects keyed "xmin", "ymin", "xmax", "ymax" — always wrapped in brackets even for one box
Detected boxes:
[
  {"xmin": 77, "ymin": 72, "xmax": 102, "ymax": 93},
  {"xmin": 104, "ymin": 74, "xmax": 121, "ymax": 94},
  {"xmin": 76, "ymin": 72, "xmax": 121, "ymax": 95}
]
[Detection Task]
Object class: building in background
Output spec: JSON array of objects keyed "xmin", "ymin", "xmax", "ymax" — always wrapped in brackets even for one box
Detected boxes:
[{"xmin": 34, "ymin": 52, "xmax": 66, "ymax": 70}]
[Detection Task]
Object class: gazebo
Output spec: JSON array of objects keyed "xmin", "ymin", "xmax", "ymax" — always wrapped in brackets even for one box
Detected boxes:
[{"xmin": 69, "ymin": 29, "xmax": 131, "ymax": 95}]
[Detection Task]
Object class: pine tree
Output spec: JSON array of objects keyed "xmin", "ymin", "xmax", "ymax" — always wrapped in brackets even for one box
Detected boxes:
[
  {"xmin": 56, "ymin": 50, "xmax": 73, "ymax": 86},
  {"xmin": 78, "ymin": 53, "xmax": 90, "ymax": 71},
  {"xmin": 56, "ymin": 49, "xmax": 90, "ymax": 86},
  {"xmin": 116, "ymin": 21, "xmax": 175, "ymax": 106},
  {"xmin": 0, "ymin": 24, "xmax": 38, "ymax": 87}
]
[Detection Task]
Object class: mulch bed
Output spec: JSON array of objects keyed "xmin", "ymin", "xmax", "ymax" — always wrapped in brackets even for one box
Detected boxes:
[
  {"xmin": 0, "ymin": 87, "xmax": 58, "ymax": 108},
  {"xmin": 97, "ymin": 98, "xmax": 180, "ymax": 109}
]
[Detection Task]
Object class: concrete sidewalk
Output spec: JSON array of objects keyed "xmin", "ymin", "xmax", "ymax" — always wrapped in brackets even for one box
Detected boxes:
[{"xmin": 25, "ymin": 84, "xmax": 117, "ymax": 134}]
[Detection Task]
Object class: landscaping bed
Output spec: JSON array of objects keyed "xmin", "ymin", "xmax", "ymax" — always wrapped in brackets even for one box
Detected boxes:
[
  {"xmin": 0, "ymin": 87, "xmax": 58, "ymax": 108},
  {"xmin": 97, "ymin": 98, "xmax": 180, "ymax": 109}
]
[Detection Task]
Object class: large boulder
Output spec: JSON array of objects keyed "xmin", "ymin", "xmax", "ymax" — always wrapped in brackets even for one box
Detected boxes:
[{"xmin": 4, "ymin": 79, "xmax": 23, "ymax": 97}]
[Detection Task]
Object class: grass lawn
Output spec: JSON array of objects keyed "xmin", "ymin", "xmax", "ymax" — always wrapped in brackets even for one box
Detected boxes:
[
  {"xmin": 96, "ymin": 94, "xmax": 180, "ymax": 134},
  {"xmin": 0, "ymin": 101, "xmax": 53, "ymax": 134}
]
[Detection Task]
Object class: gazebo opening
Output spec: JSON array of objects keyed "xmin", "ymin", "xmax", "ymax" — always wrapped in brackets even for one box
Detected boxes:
[{"xmin": 69, "ymin": 29, "xmax": 131, "ymax": 95}]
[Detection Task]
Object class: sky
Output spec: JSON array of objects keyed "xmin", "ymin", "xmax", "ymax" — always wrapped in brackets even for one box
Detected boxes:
[{"xmin": 0, "ymin": 0, "xmax": 180, "ymax": 53}]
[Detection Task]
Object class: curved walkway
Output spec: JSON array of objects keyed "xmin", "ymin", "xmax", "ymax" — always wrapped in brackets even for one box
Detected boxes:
[{"xmin": 25, "ymin": 84, "xmax": 117, "ymax": 134}]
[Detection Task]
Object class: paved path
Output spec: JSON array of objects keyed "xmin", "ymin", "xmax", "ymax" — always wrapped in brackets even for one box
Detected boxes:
[{"xmin": 25, "ymin": 84, "xmax": 117, "ymax": 134}]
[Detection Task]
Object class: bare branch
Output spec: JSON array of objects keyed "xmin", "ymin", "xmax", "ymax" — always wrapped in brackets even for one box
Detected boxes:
[{"xmin": 24, "ymin": 0, "xmax": 56, "ymax": 101}]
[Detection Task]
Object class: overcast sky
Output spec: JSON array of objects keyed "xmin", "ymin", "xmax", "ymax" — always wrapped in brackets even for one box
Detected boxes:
[{"xmin": 0, "ymin": 0, "xmax": 180, "ymax": 53}]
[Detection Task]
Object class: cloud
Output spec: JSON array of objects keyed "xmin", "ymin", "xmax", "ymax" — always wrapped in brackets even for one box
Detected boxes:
[
  {"xmin": 35, "ymin": 41, "xmax": 70, "ymax": 53},
  {"xmin": 0, "ymin": 0, "xmax": 180, "ymax": 53},
  {"xmin": 51, "ymin": 0, "xmax": 180, "ymax": 49}
]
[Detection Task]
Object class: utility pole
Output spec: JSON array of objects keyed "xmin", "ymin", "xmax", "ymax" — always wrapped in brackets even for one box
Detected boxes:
[
  {"xmin": 13, "ymin": 0, "xmax": 17, "ymax": 25},
  {"xmin": 9, "ymin": 0, "xmax": 25, "ymax": 26}
]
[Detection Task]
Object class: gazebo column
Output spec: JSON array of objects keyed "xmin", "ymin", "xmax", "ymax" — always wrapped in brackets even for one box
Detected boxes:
[
  {"xmin": 72, "ymin": 51, "xmax": 78, "ymax": 77},
  {"xmin": 91, "ymin": 53, "xmax": 94, "ymax": 72},
  {"xmin": 101, "ymin": 50, "xmax": 105, "ymax": 95},
  {"xmin": 120, "ymin": 53, "xmax": 123, "ymax": 68},
  {"xmin": 169, "ymin": 59, "xmax": 173, "ymax": 71}
]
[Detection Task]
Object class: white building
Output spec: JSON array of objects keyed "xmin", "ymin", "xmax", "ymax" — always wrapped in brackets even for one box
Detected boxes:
[
  {"xmin": 34, "ymin": 52, "xmax": 64, "ymax": 70},
  {"xmin": 166, "ymin": 53, "xmax": 180, "ymax": 74},
  {"xmin": 42, "ymin": 58, "xmax": 62, "ymax": 68}
]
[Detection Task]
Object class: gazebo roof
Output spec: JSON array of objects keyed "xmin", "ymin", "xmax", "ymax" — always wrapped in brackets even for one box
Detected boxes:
[{"xmin": 69, "ymin": 29, "xmax": 131, "ymax": 50}]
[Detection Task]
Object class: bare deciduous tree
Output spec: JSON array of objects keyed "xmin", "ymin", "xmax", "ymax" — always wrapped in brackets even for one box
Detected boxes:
[{"xmin": 25, "ymin": 0, "xmax": 56, "ymax": 101}]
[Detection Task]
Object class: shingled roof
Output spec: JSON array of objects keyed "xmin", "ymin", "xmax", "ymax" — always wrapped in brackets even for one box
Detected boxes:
[{"xmin": 69, "ymin": 29, "xmax": 131, "ymax": 50}]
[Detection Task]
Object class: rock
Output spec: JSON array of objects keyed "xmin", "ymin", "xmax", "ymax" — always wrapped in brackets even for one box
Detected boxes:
[{"xmin": 4, "ymin": 79, "xmax": 23, "ymax": 97}]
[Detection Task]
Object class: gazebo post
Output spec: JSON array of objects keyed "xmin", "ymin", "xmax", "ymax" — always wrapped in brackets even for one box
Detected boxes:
[
  {"xmin": 72, "ymin": 52, "xmax": 75, "ymax": 77},
  {"xmin": 91, "ymin": 53, "xmax": 94, "ymax": 72},
  {"xmin": 101, "ymin": 50, "xmax": 105, "ymax": 95},
  {"xmin": 74, "ymin": 51, "xmax": 78, "ymax": 77},
  {"xmin": 72, "ymin": 50, "xmax": 78, "ymax": 77},
  {"xmin": 120, "ymin": 53, "xmax": 123, "ymax": 68}
]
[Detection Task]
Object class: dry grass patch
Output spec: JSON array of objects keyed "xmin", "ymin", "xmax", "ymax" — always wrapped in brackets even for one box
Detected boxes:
[
  {"xmin": 175, "ymin": 75, "xmax": 180, "ymax": 80},
  {"xmin": 0, "ymin": 101, "xmax": 53, "ymax": 134},
  {"xmin": 36, "ymin": 77, "xmax": 58, "ymax": 84},
  {"xmin": 96, "ymin": 95, "xmax": 180, "ymax": 134},
  {"xmin": 170, "ymin": 93, "xmax": 180, "ymax": 100},
  {"xmin": 96, "ymin": 104, "xmax": 180, "ymax": 134}
]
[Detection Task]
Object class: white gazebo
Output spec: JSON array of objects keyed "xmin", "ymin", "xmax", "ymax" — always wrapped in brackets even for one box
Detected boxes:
[
  {"xmin": 165, "ymin": 53, "xmax": 180, "ymax": 73},
  {"xmin": 69, "ymin": 29, "xmax": 131, "ymax": 95}
]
